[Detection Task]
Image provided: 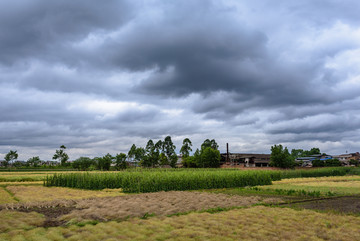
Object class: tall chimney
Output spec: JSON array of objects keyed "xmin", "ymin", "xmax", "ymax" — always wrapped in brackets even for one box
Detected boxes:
[{"xmin": 226, "ymin": 143, "xmax": 229, "ymax": 163}]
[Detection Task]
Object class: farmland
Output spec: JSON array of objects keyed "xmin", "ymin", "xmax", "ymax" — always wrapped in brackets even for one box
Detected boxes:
[{"xmin": 0, "ymin": 167, "xmax": 360, "ymax": 240}]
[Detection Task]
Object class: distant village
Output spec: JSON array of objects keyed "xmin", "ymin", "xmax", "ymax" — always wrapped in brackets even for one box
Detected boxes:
[{"xmin": 219, "ymin": 152, "xmax": 360, "ymax": 168}]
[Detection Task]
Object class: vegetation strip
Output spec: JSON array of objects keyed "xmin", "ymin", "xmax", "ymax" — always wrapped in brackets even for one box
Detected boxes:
[{"xmin": 44, "ymin": 167, "xmax": 352, "ymax": 193}]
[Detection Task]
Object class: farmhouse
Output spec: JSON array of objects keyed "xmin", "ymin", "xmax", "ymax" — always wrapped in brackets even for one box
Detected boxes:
[
  {"xmin": 220, "ymin": 153, "xmax": 271, "ymax": 167},
  {"xmin": 295, "ymin": 154, "xmax": 333, "ymax": 167},
  {"xmin": 334, "ymin": 152, "xmax": 360, "ymax": 165}
]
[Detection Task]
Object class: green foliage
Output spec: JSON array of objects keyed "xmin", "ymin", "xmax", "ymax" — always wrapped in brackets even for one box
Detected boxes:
[
  {"xmin": 95, "ymin": 153, "xmax": 113, "ymax": 171},
  {"xmin": 52, "ymin": 145, "xmax": 69, "ymax": 166},
  {"xmin": 27, "ymin": 156, "xmax": 41, "ymax": 167},
  {"xmin": 324, "ymin": 158, "xmax": 341, "ymax": 167},
  {"xmin": 45, "ymin": 167, "xmax": 352, "ymax": 193},
  {"xmin": 114, "ymin": 153, "xmax": 128, "ymax": 170},
  {"xmin": 182, "ymin": 156, "xmax": 197, "ymax": 168},
  {"xmin": 349, "ymin": 159, "xmax": 359, "ymax": 166},
  {"xmin": 4, "ymin": 150, "xmax": 18, "ymax": 167},
  {"xmin": 291, "ymin": 147, "xmax": 321, "ymax": 158},
  {"xmin": 180, "ymin": 138, "xmax": 192, "ymax": 158},
  {"xmin": 312, "ymin": 159, "xmax": 325, "ymax": 167},
  {"xmin": 197, "ymin": 147, "xmax": 221, "ymax": 168},
  {"xmin": 72, "ymin": 157, "xmax": 95, "ymax": 171},
  {"xmin": 201, "ymin": 139, "xmax": 218, "ymax": 150},
  {"xmin": 142, "ymin": 140, "xmax": 159, "ymax": 167},
  {"xmin": 45, "ymin": 169, "xmax": 274, "ymax": 192},
  {"xmin": 270, "ymin": 144, "xmax": 295, "ymax": 168}
]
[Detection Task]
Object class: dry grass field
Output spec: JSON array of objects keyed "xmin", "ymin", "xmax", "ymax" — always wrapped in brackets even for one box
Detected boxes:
[
  {"xmin": 259, "ymin": 175, "xmax": 360, "ymax": 195},
  {"xmin": 1, "ymin": 206, "xmax": 360, "ymax": 240}
]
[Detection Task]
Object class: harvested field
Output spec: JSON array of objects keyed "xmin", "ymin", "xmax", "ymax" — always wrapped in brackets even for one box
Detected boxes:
[
  {"xmin": 60, "ymin": 191, "xmax": 281, "ymax": 222},
  {"xmin": 6, "ymin": 185, "xmax": 124, "ymax": 203},
  {"xmin": 1, "ymin": 191, "xmax": 281, "ymax": 225},
  {"xmin": 0, "ymin": 210, "xmax": 45, "ymax": 232},
  {"xmin": 0, "ymin": 187, "xmax": 16, "ymax": 204},
  {"xmin": 1, "ymin": 206, "xmax": 360, "ymax": 240}
]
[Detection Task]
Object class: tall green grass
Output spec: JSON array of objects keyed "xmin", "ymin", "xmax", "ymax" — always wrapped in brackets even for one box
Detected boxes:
[{"xmin": 44, "ymin": 167, "xmax": 353, "ymax": 193}]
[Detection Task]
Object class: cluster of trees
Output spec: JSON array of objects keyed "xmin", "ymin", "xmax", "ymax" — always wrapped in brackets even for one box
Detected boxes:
[
  {"xmin": 128, "ymin": 136, "xmax": 179, "ymax": 168},
  {"xmin": 182, "ymin": 139, "xmax": 221, "ymax": 168}
]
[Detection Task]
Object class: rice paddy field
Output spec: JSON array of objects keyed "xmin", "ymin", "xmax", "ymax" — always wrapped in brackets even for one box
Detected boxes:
[{"xmin": 0, "ymin": 167, "xmax": 360, "ymax": 240}]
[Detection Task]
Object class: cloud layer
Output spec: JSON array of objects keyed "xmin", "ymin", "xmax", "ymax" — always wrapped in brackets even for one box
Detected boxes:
[{"xmin": 1, "ymin": 0, "xmax": 360, "ymax": 160}]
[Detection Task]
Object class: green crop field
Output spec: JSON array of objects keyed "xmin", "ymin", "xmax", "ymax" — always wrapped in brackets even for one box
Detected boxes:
[{"xmin": 44, "ymin": 167, "xmax": 353, "ymax": 193}]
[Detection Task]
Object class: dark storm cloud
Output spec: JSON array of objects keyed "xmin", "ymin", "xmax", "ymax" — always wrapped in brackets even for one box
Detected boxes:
[
  {"xmin": 1, "ymin": 0, "xmax": 360, "ymax": 158},
  {"xmin": 0, "ymin": 0, "xmax": 132, "ymax": 65}
]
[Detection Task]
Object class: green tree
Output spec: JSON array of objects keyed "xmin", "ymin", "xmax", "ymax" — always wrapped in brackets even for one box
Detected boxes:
[
  {"xmin": 182, "ymin": 156, "xmax": 197, "ymax": 168},
  {"xmin": 4, "ymin": 150, "xmax": 18, "ymax": 167},
  {"xmin": 114, "ymin": 153, "xmax": 128, "ymax": 170},
  {"xmin": 72, "ymin": 157, "xmax": 95, "ymax": 171},
  {"xmin": 291, "ymin": 149, "xmax": 304, "ymax": 158},
  {"xmin": 349, "ymin": 159, "xmax": 359, "ymax": 166},
  {"xmin": 180, "ymin": 138, "xmax": 192, "ymax": 158},
  {"xmin": 201, "ymin": 139, "xmax": 218, "ymax": 150},
  {"xmin": 324, "ymin": 158, "xmax": 341, "ymax": 167},
  {"xmin": 169, "ymin": 153, "xmax": 178, "ymax": 168},
  {"xmin": 270, "ymin": 144, "xmax": 295, "ymax": 168},
  {"xmin": 52, "ymin": 145, "xmax": 69, "ymax": 166},
  {"xmin": 128, "ymin": 144, "xmax": 137, "ymax": 161},
  {"xmin": 159, "ymin": 153, "xmax": 169, "ymax": 166},
  {"xmin": 312, "ymin": 159, "xmax": 324, "ymax": 167},
  {"xmin": 163, "ymin": 136, "xmax": 177, "ymax": 167},
  {"xmin": 142, "ymin": 140, "xmax": 159, "ymax": 167},
  {"xmin": 163, "ymin": 136, "xmax": 176, "ymax": 157},
  {"xmin": 198, "ymin": 147, "xmax": 221, "ymax": 168},
  {"xmin": 27, "ymin": 156, "xmax": 41, "ymax": 167},
  {"xmin": 96, "ymin": 153, "xmax": 113, "ymax": 170}
]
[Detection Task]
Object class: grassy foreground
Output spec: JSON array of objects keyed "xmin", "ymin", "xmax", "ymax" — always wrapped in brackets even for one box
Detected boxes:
[{"xmin": 1, "ymin": 206, "xmax": 360, "ymax": 240}]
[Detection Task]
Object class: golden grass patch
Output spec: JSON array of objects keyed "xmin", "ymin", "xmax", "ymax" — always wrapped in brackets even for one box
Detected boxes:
[
  {"xmin": 273, "ymin": 175, "xmax": 360, "ymax": 184},
  {"xmin": 0, "ymin": 181, "xmax": 43, "ymax": 186},
  {"xmin": 1, "ymin": 206, "xmax": 360, "ymax": 240},
  {"xmin": 293, "ymin": 180, "xmax": 360, "ymax": 188},
  {"xmin": 0, "ymin": 187, "xmax": 17, "ymax": 204},
  {"xmin": 6, "ymin": 185, "xmax": 125, "ymax": 203},
  {"xmin": 262, "ymin": 175, "xmax": 360, "ymax": 195},
  {"xmin": 0, "ymin": 210, "xmax": 45, "ymax": 233}
]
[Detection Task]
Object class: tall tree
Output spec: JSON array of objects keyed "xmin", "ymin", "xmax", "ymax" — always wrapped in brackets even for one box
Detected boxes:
[
  {"xmin": 270, "ymin": 144, "xmax": 295, "ymax": 168},
  {"xmin": 201, "ymin": 139, "xmax": 218, "ymax": 150},
  {"xmin": 180, "ymin": 138, "xmax": 192, "ymax": 158},
  {"xmin": 163, "ymin": 136, "xmax": 177, "ymax": 167},
  {"xmin": 96, "ymin": 153, "xmax": 113, "ymax": 170},
  {"xmin": 143, "ymin": 139, "xmax": 159, "ymax": 167},
  {"xmin": 52, "ymin": 145, "xmax": 69, "ymax": 166},
  {"xmin": 128, "ymin": 144, "xmax": 137, "ymax": 161},
  {"xmin": 4, "ymin": 150, "xmax": 18, "ymax": 167},
  {"xmin": 27, "ymin": 156, "xmax": 41, "ymax": 167},
  {"xmin": 199, "ymin": 147, "xmax": 221, "ymax": 168},
  {"xmin": 114, "ymin": 153, "xmax": 128, "ymax": 170}
]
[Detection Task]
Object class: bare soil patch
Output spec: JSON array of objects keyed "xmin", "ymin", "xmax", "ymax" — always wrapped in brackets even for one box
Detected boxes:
[{"xmin": 287, "ymin": 196, "xmax": 360, "ymax": 214}]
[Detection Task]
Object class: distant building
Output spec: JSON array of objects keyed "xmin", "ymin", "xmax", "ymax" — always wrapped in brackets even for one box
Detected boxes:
[
  {"xmin": 295, "ymin": 154, "xmax": 333, "ymax": 167},
  {"xmin": 334, "ymin": 152, "xmax": 360, "ymax": 165},
  {"xmin": 220, "ymin": 153, "xmax": 271, "ymax": 167}
]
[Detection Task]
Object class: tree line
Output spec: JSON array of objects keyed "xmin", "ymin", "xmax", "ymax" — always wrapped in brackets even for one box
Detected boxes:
[{"xmin": 1, "ymin": 137, "xmax": 222, "ymax": 170}]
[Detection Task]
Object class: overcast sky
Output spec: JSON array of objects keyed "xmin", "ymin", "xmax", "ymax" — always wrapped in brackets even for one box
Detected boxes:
[{"xmin": 1, "ymin": 0, "xmax": 360, "ymax": 160}]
